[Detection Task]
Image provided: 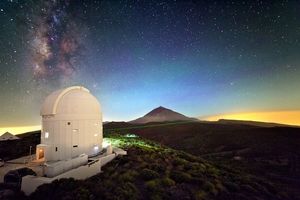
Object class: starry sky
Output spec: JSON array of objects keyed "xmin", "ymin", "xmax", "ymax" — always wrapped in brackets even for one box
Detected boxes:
[{"xmin": 1, "ymin": 0, "xmax": 300, "ymax": 131}]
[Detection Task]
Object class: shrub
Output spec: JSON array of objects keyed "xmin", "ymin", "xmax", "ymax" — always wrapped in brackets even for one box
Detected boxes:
[
  {"xmin": 194, "ymin": 190, "xmax": 207, "ymax": 200},
  {"xmin": 140, "ymin": 169, "xmax": 160, "ymax": 180},
  {"xmin": 190, "ymin": 177, "xmax": 205, "ymax": 185},
  {"xmin": 170, "ymin": 171, "xmax": 192, "ymax": 183},
  {"xmin": 240, "ymin": 184, "xmax": 257, "ymax": 193},
  {"xmin": 173, "ymin": 158, "xmax": 187, "ymax": 166},
  {"xmin": 205, "ymin": 167, "xmax": 219, "ymax": 176},
  {"xmin": 224, "ymin": 181, "xmax": 240, "ymax": 192},
  {"xmin": 183, "ymin": 162, "xmax": 198, "ymax": 171},
  {"xmin": 178, "ymin": 152, "xmax": 198, "ymax": 162},
  {"xmin": 161, "ymin": 177, "xmax": 175, "ymax": 187},
  {"xmin": 150, "ymin": 163, "xmax": 166, "ymax": 174},
  {"xmin": 149, "ymin": 193, "xmax": 162, "ymax": 200},
  {"xmin": 0, "ymin": 183, "xmax": 26, "ymax": 200},
  {"xmin": 202, "ymin": 181, "xmax": 218, "ymax": 195},
  {"xmin": 145, "ymin": 179, "xmax": 161, "ymax": 192},
  {"xmin": 114, "ymin": 182, "xmax": 139, "ymax": 200},
  {"xmin": 75, "ymin": 188, "xmax": 91, "ymax": 200},
  {"xmin": 119, "ymin": 170, "xmax": 138, "ymax": 182}
]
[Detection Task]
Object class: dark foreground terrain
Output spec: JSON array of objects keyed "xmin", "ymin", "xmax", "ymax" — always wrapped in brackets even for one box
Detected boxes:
[
  {"xmin": 0, "ymin": 134, "xmax": 289, "ymax": 200},
  {"xmin": 105, "ymin": 121, "xmax": 300, "ymax": 199},
  {"xmin": 0, "ymin": 131, "xmax": 40, "ymax": 161},
  {"xmin": 0, "ymin": 121, "xmax": 299, "ymax": 199}
]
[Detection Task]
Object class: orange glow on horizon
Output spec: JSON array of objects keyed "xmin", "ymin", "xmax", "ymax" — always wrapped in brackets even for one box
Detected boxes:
[
  {"xmin": 201, "ymin": 110, "xmax": 300, "ymax": 126},
  {"xmin": 0, "ymin": 125, "xmax": 41, "ymax": 135}
]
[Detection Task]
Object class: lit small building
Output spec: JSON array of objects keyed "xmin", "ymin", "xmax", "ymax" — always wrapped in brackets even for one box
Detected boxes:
[
  {"xmin": 0, "ymin": 132, "xmax": 20, "ymax": 141},
  {"xmin": 36, "ymin": 86, "xmax": 103, "ymax": 162}
]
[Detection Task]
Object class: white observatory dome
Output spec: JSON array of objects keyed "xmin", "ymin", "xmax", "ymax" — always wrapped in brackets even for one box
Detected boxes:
[
  {"xmin": 37, "ymin": 86, "xmax": 103, "ymax": 162},
  {"xmin": 40, "ymin": 86, "xmax": 101, "ymax": 117}
]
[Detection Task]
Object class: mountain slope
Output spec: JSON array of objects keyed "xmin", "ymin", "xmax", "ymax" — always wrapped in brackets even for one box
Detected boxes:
[
  {"xmin": 0, "ymin": 132, "xmax": 20, "ymax": 141},
  {"xmin": 28, "ymin": 134, "xmax": 285, "ymax": 200},
  {"xmin": 130, "ymin": 106, "xmax": 197, "ymax": 124},
  {"xmin": 217, "ymin": 119, "xmax": 296, "ymax": 128},
  {"xmin": 0, "ymin": 126, "xmax": 294, "ymax": 199},
  {"xmin": 104, "ymin": 121, "xmax": 300, "ymax": 199}
]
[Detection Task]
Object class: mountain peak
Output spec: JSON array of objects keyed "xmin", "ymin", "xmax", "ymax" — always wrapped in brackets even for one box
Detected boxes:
[
  {"xmin": 146, "ymin": 106, "xmax": 171, "ymax": 115},
  {"xmin": 0, "ymin": 131, "xmax": 20, "ymax": 140},
  {"xmin": 130, "ymin": 106, "xmax": 197, "ymax": 124}
]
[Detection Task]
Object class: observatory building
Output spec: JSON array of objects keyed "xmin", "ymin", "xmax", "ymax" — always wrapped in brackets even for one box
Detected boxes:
[
  {"xmin": 1, "ymin": 86, "xmax": 126, "ymax": 195},
  {"xmin": 36, "ymin": 86, "xmax": 103, "ymax": 176}
]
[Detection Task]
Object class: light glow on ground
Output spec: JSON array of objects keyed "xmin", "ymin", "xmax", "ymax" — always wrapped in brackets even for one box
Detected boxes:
[
  {"xmin": 104, "ymin": 135, "xmax": 156, "ymax": 149},
  {"xmin": 201, "ymin": 110, "xmax": 300, "ymax": 126}
]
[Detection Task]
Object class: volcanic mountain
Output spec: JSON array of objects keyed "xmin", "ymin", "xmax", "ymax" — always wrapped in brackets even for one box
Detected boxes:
[{"xmin": 130, "ymin": 106, "xmax": 197, "ymax": 124}]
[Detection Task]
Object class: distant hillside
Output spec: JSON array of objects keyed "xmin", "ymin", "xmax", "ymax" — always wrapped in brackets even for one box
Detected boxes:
[
  {"xmin": 0, "ymin": 132, "xmax": 20, "ymax": 141},
  {"xmin": 130, "ymin": 106, "xmax": 197, "ymax": 124},
  {"xmin": 217, "ymin": 119, "xmax": 296, "ymax": 128},
  {"xmin": 26, "ymin": 134, "xmax": 285, "ymax": 200},
  {"xmin": 0, "ymin": 130, "xmax": 40, "ymax": 161},
  {"xmin": 104, "ymin": 121, "xmax": 300, "ymax": 198},
  {"xmin": 0, "ymin": 124, "xmax": 298, "ymax": 199}
]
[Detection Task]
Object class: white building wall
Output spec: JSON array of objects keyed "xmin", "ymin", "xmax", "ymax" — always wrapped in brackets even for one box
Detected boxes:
[
  {"xmin": 22, "ymin": 158, "xmax": 101, "ymax": 195},
  {"xmin": 40, "ymin": 118, "xmax": 102, "ymax": 161},
  {"xmin": 22, "ymin": 152, "xmax": 119, "ymax": 195},
  {"xmin": 38, "ymin": 86, "xmax": 103, "ymax": 163}
]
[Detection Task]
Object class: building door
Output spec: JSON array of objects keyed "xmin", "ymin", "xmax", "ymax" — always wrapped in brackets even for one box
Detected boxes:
[
  {"xmin": 72, "ymin": 129, "xmax": 79, "ymax": 157},
  {"xmin": 38, "ymin": 148, "xmax": 44, "ymax": 160}
]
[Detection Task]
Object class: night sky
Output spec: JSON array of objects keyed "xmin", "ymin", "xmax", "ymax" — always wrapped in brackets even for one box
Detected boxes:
[{"xmin": 1, "ymin": 0, "xmax": 300, "ymax": 131}]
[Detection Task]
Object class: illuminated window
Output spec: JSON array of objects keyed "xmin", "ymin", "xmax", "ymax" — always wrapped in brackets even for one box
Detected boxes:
[
  {"xmin": 72, "ymin": 129, "xmax": 78, "ymax": 132},
  {"xmin": 94, "ymin": 133, "xmax": 98, "ymax": 136},
  {"xmin": 45, "ymin": 132, "xmax": 49, "ymax": 138}
]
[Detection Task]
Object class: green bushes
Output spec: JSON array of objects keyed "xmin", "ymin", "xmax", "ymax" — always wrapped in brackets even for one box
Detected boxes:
[
  {"xmin": 202, "ymin": 181, "xmax": 218, "ymax": 195},
  {"xmin": 74, "ymin": 188, "xmax": 91, "ymax": 200},
  {"xmin": 170, "ymin": 171, "xmax": 192, "ymax": 183},
  {"xmin": 173, "ymin": 157, "xmax": 187, "ymax": 166},
  {"xmin": 0, "ymin": 183, "xmax": 26, "ymax": 200},
  {"xmin": 194, "ymin": 190, "xmax": 207, "ymax": 200},
  {"xmin": 140, "ymin": 169, "xmax": 160, "ymax": 180},
  {"xmin": 114, "ymin": 182, "xmax": 139, "ymax": 200},
  {"xmin": 224, "ymin": 181, "xmax": 240, "ymax": 192},
  {"xmin": 161, "ymin": 177, "xmax": 175, "ymax": 187},
  {"xmin": 30, "ymin": 178, "xmax": 87, "ymax": 200},
  {"xmin": 119, "ymin": 170, "xmax": 138, "ymax": 182},
  {"xmin": 240, "ymin": 184, "xmax": 257, "ymax": 193},
  {"xmin": 145, "ymin": 179, "xmax": 161, "ymax": 192},
  {"xmin": 26, "ymin": 134, "xmax": 285, "ymax": 200},
  {"xmin": 149, "ymin": 163, "xmax": 166, "ymax": 174},
  {"xmin": 190, "ymin": 177, "xmax": 205, "ymax": 185}
]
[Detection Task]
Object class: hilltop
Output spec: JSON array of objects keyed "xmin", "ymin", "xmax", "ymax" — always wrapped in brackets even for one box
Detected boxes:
[
  {"xmin": 103, "ymin": 121, "xmax": 300, "ymax": 199},
  {"xmin": 130, "ymin": 106, "xmax": 197, "ymax": 124},
  {"xmin": 216, "ymin": 119, "xmax": 297, "ymax": 128},
  {"xmin": 0, "ymin": 117, "xmax": 299, "ymax": 199},
  {"xmin": 1, "ymin": 133, "xmax": 286, "ymax": 200}
]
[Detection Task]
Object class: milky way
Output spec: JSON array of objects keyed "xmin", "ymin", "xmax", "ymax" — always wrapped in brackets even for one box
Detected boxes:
[
  {"xmin": 0, "ymin": 0, "xmax": 300, "ymax": 127},
  {"xmin": 30, "ymin": 0, "xmax": 84, "ymax": 81}
]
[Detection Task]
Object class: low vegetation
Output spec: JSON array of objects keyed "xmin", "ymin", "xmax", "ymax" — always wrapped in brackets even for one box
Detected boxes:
[
  {"xmin": 27, "ymin": 134, "xmax": 286, "ymax": 200},
  {"xmin": 105, "ymin": 121, "xmax": 300, "ymax": 199},
  {"xmin": 0, "ymin": 126, "xmax": 297, "ymax": 199}
]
